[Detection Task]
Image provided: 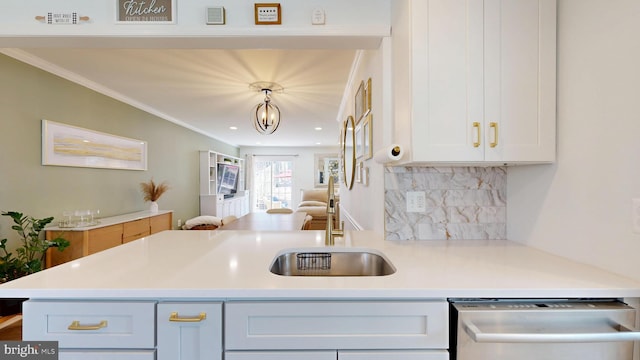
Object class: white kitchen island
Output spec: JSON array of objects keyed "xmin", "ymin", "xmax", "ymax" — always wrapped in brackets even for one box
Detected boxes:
[{"xmin": 2, "ymin": 230, "xmax": 640, "ymax": 360}]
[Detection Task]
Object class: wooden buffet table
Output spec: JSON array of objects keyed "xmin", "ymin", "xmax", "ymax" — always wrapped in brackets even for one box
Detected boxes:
[
  {"xmin": 45, "ymin": 210, "xmax": 173, "ymax": 267},
  {"xmin": 219, "ymin": 212, "xmax": 307, "ymax": 231}
]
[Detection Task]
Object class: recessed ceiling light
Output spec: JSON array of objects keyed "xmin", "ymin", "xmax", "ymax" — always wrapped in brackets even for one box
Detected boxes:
[
  {"xmin": 314, "ymin": 127, "xmax": 322, "ymax": 131},
  {"xmin": 229, "ymin": 126, "xmax": 238, "ymax": 130}
]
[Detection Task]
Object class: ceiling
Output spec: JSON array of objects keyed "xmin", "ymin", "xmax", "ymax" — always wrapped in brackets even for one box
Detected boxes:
[{"xmin": 5, "ymin": 47, "xmax": 358, "ymax": 148}]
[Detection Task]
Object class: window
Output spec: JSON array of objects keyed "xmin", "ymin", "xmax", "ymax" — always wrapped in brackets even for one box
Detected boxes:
[{"xmin": 252, "ymin": 156, "xmax": 294, "ymax": 212}]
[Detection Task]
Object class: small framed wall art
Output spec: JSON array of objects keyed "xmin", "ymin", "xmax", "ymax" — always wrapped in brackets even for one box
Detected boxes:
[
  {"xmin": 255, "ymin": 3, "xmax": 281, "ymax": 25},
  {"xmin": 364, "ymin": 77, "xmax": 372, "ymax": 115},
  {"xmin": 355, "ymin": 123, "xmax": 364, "ymax": 160},
  {"xmin": 116, "ymin": 0, "xmax": 176, "ymax": 24},
  {"xmin": 354, "ymin": 80, "xmax": 365, "ymax": 123},
  {"xmin": 362, "ymin": 113, "xmax": 373, "ymax": 160}
]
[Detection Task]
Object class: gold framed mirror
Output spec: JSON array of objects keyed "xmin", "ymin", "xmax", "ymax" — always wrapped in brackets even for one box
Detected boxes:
[{"xmin": 342, "ymin": 115, "xmax": 356, "ymax": 190}]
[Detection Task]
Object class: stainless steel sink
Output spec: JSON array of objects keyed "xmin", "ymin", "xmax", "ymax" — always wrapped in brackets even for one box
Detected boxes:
[{"xmin": 270, "ymin": 248, "xmax": 396, "ymax": 276}]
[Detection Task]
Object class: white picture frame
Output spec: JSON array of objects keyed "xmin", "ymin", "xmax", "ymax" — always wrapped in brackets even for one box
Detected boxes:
[{"xmin": 42, "ymin": 120, "xmax": 147, "ymax": 171}]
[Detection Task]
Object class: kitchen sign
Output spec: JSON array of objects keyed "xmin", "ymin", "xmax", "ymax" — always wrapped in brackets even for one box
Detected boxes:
[{"xmin": 116, "ymin": 0, "xmax": 175, "ymax": 24}]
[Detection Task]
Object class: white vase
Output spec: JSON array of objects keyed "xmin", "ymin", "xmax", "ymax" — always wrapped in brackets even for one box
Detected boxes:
[{"xmin": 150, "ymin": 201, "xmax": 159, "ymax": 213}]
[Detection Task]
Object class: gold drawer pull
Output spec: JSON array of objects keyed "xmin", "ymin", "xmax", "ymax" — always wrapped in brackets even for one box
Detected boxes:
[
  {"xmin": 472, "ymin": 122, "xmax": 481, "ymax": 147},
  {"xmin": 68, "ymin": 320, "xmax": 108, "ymax": 330},
  {"xmin": 489, "ymin": 122, "xmax": 498, "ymax": 148},
  {"xmin": 169, "ymin": 312, "xmax": 207, "ymax": 322}
]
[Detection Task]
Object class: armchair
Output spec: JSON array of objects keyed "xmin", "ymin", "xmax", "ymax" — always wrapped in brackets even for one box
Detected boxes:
[{"xmin": 295, "ymin": 189, "xmax": 339, "ymax": 230}]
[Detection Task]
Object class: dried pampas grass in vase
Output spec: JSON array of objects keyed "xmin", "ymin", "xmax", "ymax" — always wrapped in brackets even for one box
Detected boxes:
[{"xmin": 140, "ymin": 179, "xmax": 169, "ymax": 213}]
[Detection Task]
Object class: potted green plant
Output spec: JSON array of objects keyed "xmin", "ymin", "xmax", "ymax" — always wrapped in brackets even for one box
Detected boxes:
[{"xmin": 0, "ymin": 211, "xmax": 70, "ymax": 314}]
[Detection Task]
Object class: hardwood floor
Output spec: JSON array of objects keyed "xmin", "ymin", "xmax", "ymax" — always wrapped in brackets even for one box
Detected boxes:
[{"xmin": 0, "ymin": 314, "xmax": 22, "ymax": 340}]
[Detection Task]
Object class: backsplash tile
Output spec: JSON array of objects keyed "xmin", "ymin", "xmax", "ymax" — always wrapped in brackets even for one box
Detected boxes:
[{"xmin": 385, "ymin": 167, "xmax": 506, "ymax": 240}]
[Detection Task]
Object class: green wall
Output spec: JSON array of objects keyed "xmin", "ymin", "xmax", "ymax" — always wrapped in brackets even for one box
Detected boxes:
[{"xmin": 0, "ymin": 54, "xmax": 238, "ymax": 249}]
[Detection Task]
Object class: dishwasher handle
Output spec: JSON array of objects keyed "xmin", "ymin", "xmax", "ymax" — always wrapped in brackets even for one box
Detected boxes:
[{"xmin": 463, "ymin": 320, "xmax": 640, "ymax": 343}]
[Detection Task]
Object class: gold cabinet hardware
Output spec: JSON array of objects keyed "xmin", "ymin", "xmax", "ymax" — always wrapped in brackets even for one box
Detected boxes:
[
  {"xmin": 489, "ymin": 122, "xmax": 498, "ymax": 148},
  {"xmin": 472, "ymin": 122, "xmax": 481, "ymax": 147},
  {"xmin": 68, "ymin": 320, "xmax": 108, "ymax": 330},
  {"xmin": 169, "ymin": 312, "xmax": 207, "ymax": 322}
]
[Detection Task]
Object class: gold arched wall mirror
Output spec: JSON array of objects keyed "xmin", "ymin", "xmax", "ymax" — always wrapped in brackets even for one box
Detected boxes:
[{"xmin": 342, "ymin": 115, "xmax": 356, "ymax": 190}]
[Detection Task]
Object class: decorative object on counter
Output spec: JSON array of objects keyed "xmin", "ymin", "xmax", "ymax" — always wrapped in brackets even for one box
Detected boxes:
[
  {"xmin": 0, "ymin": 211, "xmax": 69, "ymax": 283},
  {"xmin": 58, "ymin": 209, "xmax": 101, "ymax": 228},
  {"xmin": 254, "ymin": 3, "xmax": 281, "ymax": 25},
  {"xmin": 374, "ymin": 144, "xmax": 403, "ymax": 164},
  {"xmin": 250, "ymin": 82, "xmax": 284, "ymax": 135},
  {"xmin": 42, "ymin": 120, "xmax": 147, "ymax": 171},
  {"xmin": 140, "ymin": 179, "xmax": 169, "ymax": 213},
  {"xmin": 116, "ymin": 0, "xmax": 175, "ymax": 24},
  {"xmin": 35, "ymin": 13, "xmax": 90, "ymax": 24}
]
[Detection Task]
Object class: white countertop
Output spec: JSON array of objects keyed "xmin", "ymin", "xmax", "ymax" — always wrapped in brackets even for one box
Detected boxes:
[
  {"xmin": 46, "ymin": 210, "xmax": 173, "ymax": 231},
  {"xmin": 2, "ymin": 230, "xmax": 640, "ymax": 299}
]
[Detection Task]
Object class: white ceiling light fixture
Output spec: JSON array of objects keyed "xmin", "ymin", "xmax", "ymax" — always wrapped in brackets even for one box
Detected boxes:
[{"xmin": 250, "ymin": 81, "xmax": 284, "ymax": 135}]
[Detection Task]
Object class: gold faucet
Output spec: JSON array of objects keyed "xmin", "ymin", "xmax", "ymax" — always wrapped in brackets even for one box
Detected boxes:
[{"xmin": 325, "ymin": 175, "xmax": 344, "ymax": 245}]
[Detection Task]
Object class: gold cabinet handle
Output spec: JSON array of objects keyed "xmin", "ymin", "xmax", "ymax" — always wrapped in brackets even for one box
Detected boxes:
[
  {"xmin": 489, "ymin": 122, "xmax": 498, "ymax": 148},
  {"xmin": 169, "ymin": 312, "xmax": 207, "ymax": 322},
  {"xmin": 68, "ymin": 320, "xmax": 108, "ymax": 331},
  {"xmin": 472, "ymin": 122, "xmax": 481, "ymax": 147}
]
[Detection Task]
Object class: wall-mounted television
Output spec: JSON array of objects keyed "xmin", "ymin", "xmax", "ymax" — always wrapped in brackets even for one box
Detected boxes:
[{"xmin": 217, "ymin": 163, "xmax": 239, "ymax": 198}]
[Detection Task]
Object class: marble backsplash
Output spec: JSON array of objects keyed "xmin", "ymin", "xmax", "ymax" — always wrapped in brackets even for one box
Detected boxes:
[{"xmin": 385, "ymin": 167, "xmax": 506, "ymax": 240}]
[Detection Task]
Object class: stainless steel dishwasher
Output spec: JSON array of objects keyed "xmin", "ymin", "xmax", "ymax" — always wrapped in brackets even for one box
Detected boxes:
[{"xmin": 450, "ymin": 299, "xmax": 640, "ymax": 360}]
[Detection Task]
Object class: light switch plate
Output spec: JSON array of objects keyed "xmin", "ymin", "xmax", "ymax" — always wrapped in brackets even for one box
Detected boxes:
[
  {"xmin": 312, "ymin": 8, "xmax": 325, "ymax": 25},
  {"xmin": 407, "ymin": 191, "xmax": 426, "ymax": 213}
]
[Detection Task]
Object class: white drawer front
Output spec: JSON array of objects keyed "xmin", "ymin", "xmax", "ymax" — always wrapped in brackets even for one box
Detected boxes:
[
  {"xmin": 59, "ymin": 350, "xmax": 156, "ymax": 360},
  {"xmin": 225, "ymin": 301, "xmax": 448, "ymax": 350},
  {"xmin": 23, "ymin": 300, "xmax": 155, "ymax": 349},
  {"xmin": 225, "ymin": 351, "xmax": 336, "ymax": 360},
  {"xmin": 157, "ymin": 302, "xmax": 223, "ymax": 360},
  {"xmin": 339, "ymin": 349, "xmax": 449, "ymax": 360}
]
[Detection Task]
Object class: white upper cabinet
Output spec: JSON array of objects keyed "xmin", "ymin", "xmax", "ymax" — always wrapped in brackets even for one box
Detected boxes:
[{"xmin": 392, "ymin": 0, "xmax": 556, "ymax": 165}]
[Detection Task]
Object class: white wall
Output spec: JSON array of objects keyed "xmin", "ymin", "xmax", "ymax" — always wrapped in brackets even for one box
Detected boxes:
[
  {"xmin": 0, "ymin": 0, "xmax": 390, "ymax": 46},
  {"xmin": 336, "ymin": 39, "xmax": 392, "ymax": 233},
  {"xmin": 508, "ymin": 0, "xmax": 640, "ymax": 280}
]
